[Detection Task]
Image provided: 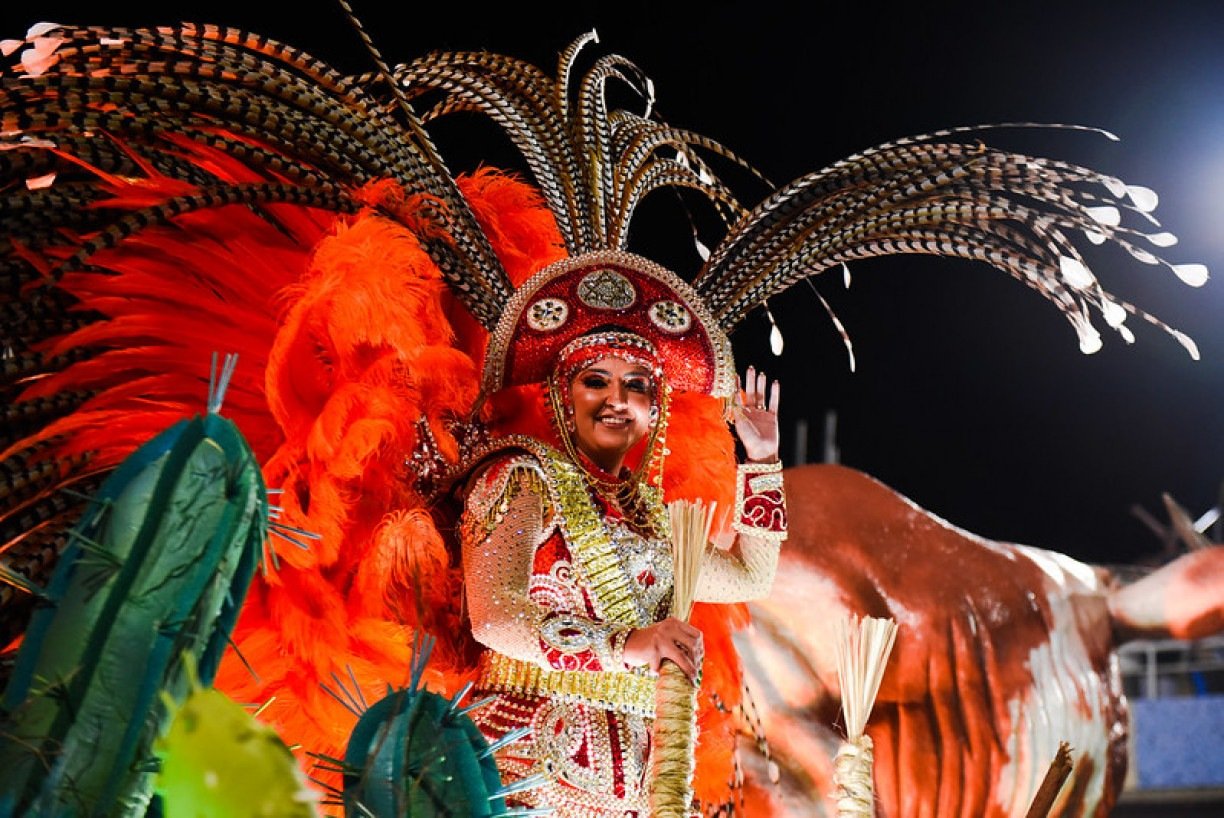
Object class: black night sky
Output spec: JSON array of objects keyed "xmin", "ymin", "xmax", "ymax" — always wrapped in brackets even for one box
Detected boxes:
[{"xmin": 5, "ymin": 1, "xmax": 1222, "ymax": 569}]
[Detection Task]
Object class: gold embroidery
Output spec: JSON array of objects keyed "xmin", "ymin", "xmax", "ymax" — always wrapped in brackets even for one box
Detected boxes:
[
  {"xmin": 466, "ymin": 436, "xmax": 663, "ymax": 629},
  {"xmin": 467, "ymin": 456, "xmax": 551, "ymax": 540},
  {"xmin": 477, "ymin": 651, "xmax": 656, "ymax": 717}
]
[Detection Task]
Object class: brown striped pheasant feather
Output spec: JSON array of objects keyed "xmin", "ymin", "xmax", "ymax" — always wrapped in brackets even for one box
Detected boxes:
[{"xmin": 396, "ymin": 40, "xmax": 1204, "ymax": 357}]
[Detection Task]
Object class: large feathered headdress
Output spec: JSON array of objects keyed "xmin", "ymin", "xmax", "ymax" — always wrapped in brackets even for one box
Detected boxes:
[
  {"xmin": 1, "ymin": 22, "xmax": 1202, "ymax": 419},
  {"xmin": 387, "ymin": 30, "xmax": 1205, "ymax": 361}
]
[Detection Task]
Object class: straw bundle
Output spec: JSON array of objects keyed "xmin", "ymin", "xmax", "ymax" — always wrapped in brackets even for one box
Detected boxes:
[
  {"xmin": 833, "ymin": 614, "xmax": 898, "ymax": 817},
  {"xmin": 650, "ymin": 499, "xmax": 717, "ymax": 818}
]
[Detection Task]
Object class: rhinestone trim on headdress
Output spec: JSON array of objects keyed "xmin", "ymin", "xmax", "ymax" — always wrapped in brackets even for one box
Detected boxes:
[{"xmin": 553, "ymin": 331, "xmax": 663, "ymax": 382}]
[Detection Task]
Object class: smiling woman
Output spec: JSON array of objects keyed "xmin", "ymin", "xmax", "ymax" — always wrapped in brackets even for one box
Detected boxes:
[
  {"xmin": 566, "ymin": 355, "xmax": 654, "ymax": 474},
  {"xmin": 454, "ymin": 258, "xmax": 790, "ymax": 812}
]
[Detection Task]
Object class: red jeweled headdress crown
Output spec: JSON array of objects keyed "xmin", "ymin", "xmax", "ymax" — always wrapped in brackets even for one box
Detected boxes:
[{"xmin": 483, "ymin": 250, "xmax": 736, "ymax": 399}]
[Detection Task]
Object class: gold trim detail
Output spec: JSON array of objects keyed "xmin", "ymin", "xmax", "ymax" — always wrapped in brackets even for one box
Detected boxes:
[
  {"xmin": 539, "ymin": 441, "xmax": 644, "ymax": 625},
  {"xmin": 477, "ymin": 650, "xmax": 657, "ymax": 718},
  {"xmin": 460, "ymin": 435, "xmax": 665, "ymax": 627}
]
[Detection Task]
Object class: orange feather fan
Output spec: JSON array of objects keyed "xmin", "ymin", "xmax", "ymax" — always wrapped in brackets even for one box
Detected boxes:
[
  {"xmin": 214, "ymin": 169, "xmax": 594, "ymax": 788},
  {"xmin": 217, "ymin": 196, "xmax": 483, "ymax": 776}
]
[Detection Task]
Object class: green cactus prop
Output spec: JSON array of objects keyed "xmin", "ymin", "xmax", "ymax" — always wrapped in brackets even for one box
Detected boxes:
[
  {"xmin": 0, "ymin": 356, "xmax": 267, "ymax": 817},
  {"xmin": 153, "ymin": 658, "xmax": 318, "ymax": 818},
  {"xmin": 341, "ymin": 638, "xmax": 548, "ymax": 818}
]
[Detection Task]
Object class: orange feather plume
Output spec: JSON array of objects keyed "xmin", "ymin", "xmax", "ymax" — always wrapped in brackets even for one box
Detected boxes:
[{"xmin": 217, "ymin": 170, "xmax": 573, "ymax": 790}]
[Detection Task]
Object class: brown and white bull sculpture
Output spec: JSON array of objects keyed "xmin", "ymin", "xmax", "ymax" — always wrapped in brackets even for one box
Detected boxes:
[{"xmin": 734, "ymin": 464, "xmax": 1223, "ymax": 818}]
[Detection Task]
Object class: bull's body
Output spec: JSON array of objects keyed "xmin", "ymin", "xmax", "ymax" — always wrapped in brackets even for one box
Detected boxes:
[{"xmin": 735, "ymin": 464, "xmax": 1222, "ymax": 817}]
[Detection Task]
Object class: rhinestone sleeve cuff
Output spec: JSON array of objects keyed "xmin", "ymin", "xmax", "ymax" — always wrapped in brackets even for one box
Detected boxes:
[{"xmin": 733, "ymin": 460, "xmax": 787, "ymax": 541}]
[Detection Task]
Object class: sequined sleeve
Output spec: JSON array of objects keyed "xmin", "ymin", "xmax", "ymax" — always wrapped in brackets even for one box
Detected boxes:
[
  {"xmin": 693, "ymin": 533, "xmax": 780, "ymax": 603},
  {"xmin": 461, "ymin": 453, "xmax": 633, "ymax": 672}
]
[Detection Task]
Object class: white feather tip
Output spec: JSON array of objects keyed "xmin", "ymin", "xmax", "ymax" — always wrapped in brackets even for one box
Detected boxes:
[
  {"xmin": 27, "ymin": 22, "xmax": 62, "ymax": 38},
  {"xmin": 1171, "ymin": 263, "xmax": 1208, "ymax": 287},
  {"xmin": 1072, "ymin": 315, "xmax": 1103, "ymax": 355},
  {"xmin": 1128, "ymin": 247, "xmax": 1160, "ymax": 265},
  {"xmin": 693, "ymin": 236, "xmax": 711, "ymax": 262},
  {"xmin": 1101, "ymin": 299, "xmax": 1127, "ymax": 329},
  {"xmin": 769, "ymin": 324, "xmax": 784, "ymax": 356},
  {"xmin": 1126, "ymin": 185, "xmax": 1159, "ymax": 212},
  {"xmin": 1172, "ymin": 330, "xmax": 1200, "ymax": 360},
  {"xmin": 1059, "ymin": 256, "xmax": 1096, "ymax": 290},
  {"xmin": 1086, "ymin": 206, "xmax": 1120, "ymax": 226}
]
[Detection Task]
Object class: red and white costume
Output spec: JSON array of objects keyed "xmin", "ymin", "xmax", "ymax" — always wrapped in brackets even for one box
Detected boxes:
[{"xmin": 461, "ymin": 439, "xmax": 782, "ymax": 815}]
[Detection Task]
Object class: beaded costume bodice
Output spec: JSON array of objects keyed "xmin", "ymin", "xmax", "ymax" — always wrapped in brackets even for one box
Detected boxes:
[{"xmin": 459, "ymin": 438, "xmax": 782, "ymax": 816}]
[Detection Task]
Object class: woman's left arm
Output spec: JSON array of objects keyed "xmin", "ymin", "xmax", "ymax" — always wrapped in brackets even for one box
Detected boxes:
[{"xmin": 695, "ymin": 367, "xmax": 787, "ymax": 603}]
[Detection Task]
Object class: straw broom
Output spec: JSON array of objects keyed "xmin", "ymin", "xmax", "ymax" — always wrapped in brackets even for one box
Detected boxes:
[
  {"xmin": 650, "ymin": 499, "xmax": 717, "ymax": 818},
  {"xmin": 833, "ymin": 614, "xmax": 899, "ymax": 817}
]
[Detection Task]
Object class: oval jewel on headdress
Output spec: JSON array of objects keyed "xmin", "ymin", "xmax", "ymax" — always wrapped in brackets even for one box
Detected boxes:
[
  {"xmin": 577, "ymin": 269, "xmax": 637, "ymax": 310},
  {"xmin": 526, "ymin": 297, "xmax": 570, "ymax": 331},
  {"xmin": 649, "ymin": 300, "xmax": 692, "ymax": 333}
]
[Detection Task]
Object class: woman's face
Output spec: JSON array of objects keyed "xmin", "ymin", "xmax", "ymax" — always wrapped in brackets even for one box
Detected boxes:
[{"xmin": 568, "ymin": 356, "xmax": 654, "ymax": 474}]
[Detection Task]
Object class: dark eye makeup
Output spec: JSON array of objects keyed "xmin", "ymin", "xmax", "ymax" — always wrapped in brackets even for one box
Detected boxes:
[{"xmin": 574, "ymin": 367, "xmax": 652, "ymax": 393}]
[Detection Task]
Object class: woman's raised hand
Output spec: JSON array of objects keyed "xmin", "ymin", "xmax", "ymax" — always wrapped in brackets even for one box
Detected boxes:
[{"xmin": 732, "ymin": 365, "xmax": 781, "ymax": 463}]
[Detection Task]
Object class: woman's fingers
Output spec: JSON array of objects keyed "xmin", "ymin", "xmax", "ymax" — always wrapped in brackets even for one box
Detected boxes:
[
  {"xmin": 679, "ymin": 621, "xmax": 703, "ymax": 651},
  {"xmin": 678, "ymin": 624, "xmax": 703, "ymax": 681},
  {"xmin": 622, "ymin": 618, "xmax": 705, "ymax": 681},
  {"xmin": 661, "ymin": 639, "xmax": 694, "ymax": 679},
  {"xmin": 656, "ymin": 618, "xmax": 703, "ymax": 682},
  {"xmin": 740, "ymin": 366, "xmax": 781, "ymax": 414}
]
